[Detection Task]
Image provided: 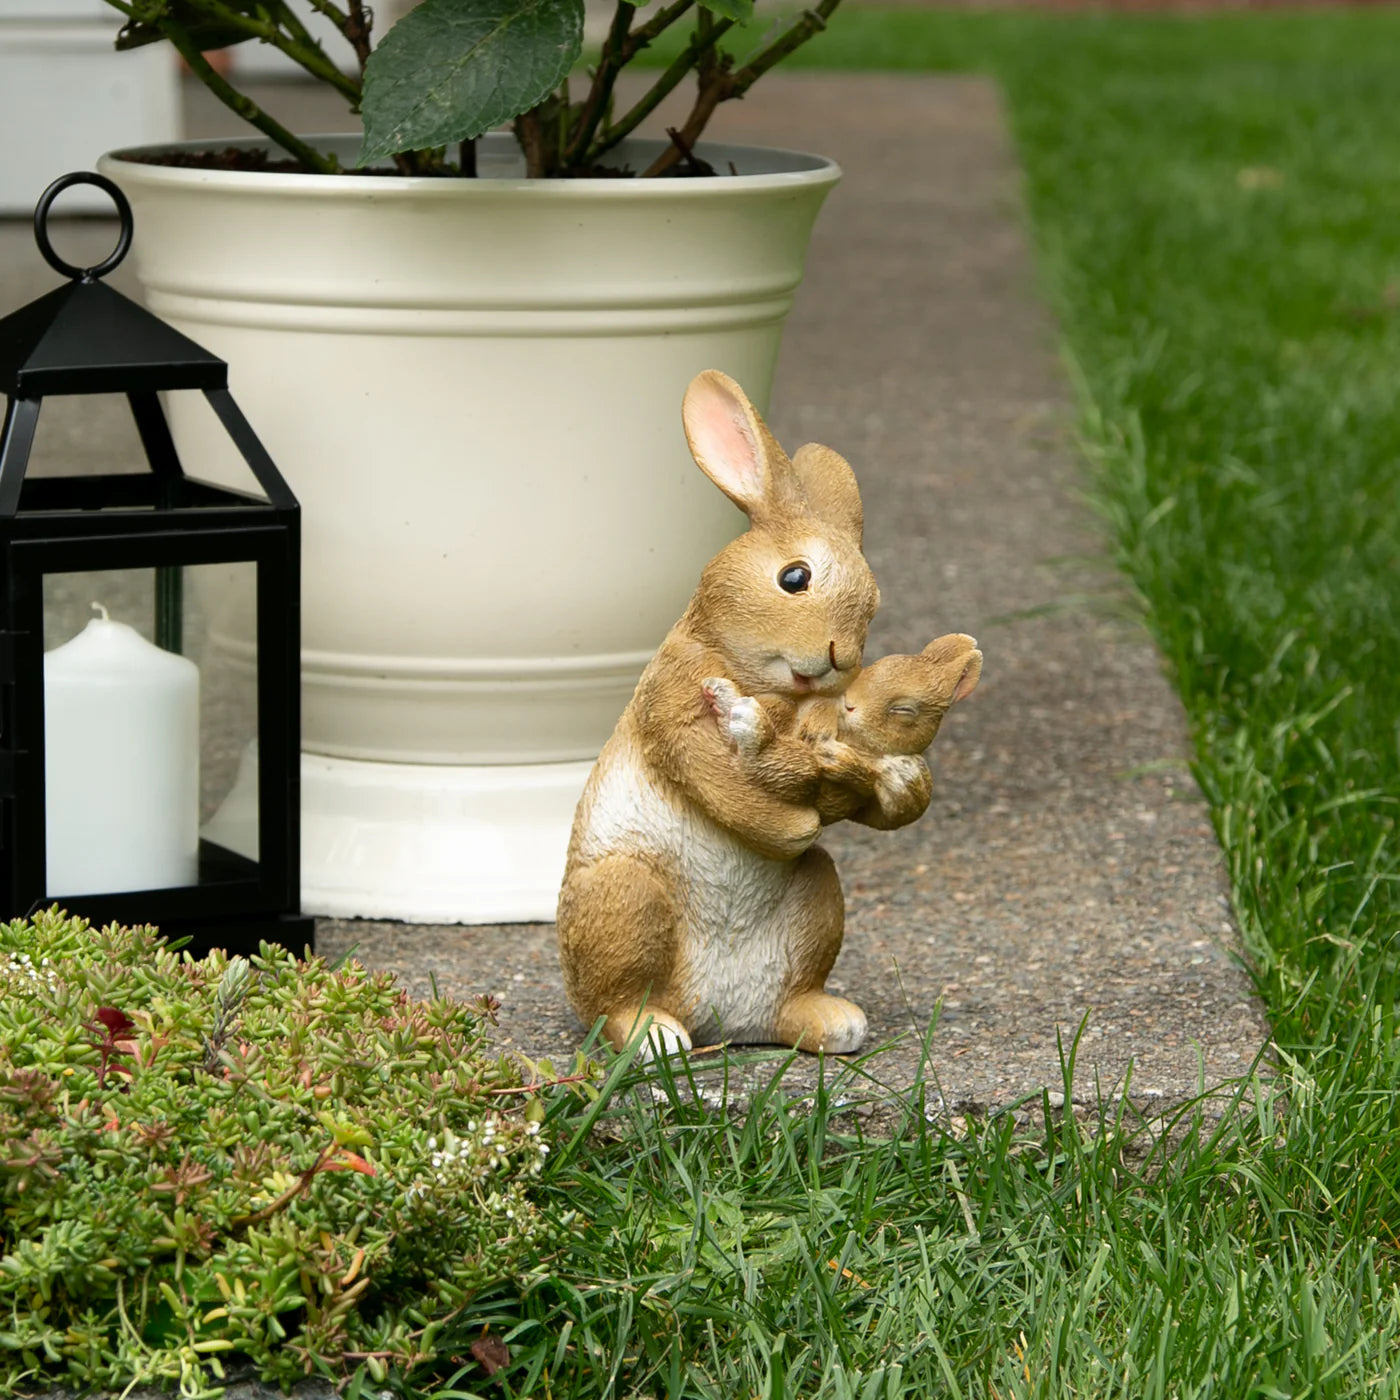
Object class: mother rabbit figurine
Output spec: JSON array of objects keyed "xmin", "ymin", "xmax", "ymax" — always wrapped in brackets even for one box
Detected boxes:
[{"xmin": 557, "ymin": 370, "xmax": 932, "ymax": 1057}]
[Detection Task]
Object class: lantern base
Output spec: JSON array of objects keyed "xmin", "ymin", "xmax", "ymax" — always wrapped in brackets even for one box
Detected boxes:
[{"xmin": 298, "ymin": 753, "xmax": 591, "ymax": 925}]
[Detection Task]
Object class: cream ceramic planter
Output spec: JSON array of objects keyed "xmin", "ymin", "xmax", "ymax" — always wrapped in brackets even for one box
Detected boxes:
[{"xmin": 100, "ymin": 134, "xmax": 839, "ymax": 923}]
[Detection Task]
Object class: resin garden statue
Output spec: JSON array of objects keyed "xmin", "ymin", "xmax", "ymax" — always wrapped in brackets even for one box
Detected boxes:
[{"xmin": 557, "ymin": 371, "xmax": 982, "ymax": 1055}]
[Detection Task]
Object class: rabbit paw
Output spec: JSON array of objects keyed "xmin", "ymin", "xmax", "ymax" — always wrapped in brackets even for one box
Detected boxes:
[
  {"xmin": 703, "ymin": 678, "xmax": 765, "ymax": 756},
  {"xmin": 875, "ymin": 754, "xmax": 927, "ymax": 802},
  {"xmin": 726, "ymin": 697, "xmax": 766, "ymax": 756},
  {"xmin": 702, "ymin": 676, "xmax": 741, "ymax": 719},
  {"xmin": 814, "ymin": 737, "xmax": 875, "ymax": 788}
]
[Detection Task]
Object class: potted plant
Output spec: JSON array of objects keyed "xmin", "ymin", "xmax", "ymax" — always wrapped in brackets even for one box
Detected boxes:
[{"xmin": 96, "ymin": 0, "xmax": 843, "ymax": 925}]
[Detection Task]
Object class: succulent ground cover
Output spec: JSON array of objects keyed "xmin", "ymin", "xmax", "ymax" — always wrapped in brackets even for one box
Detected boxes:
[{"xmin": 0, "ymin": 910, "xmax": 578, "ymax": 1396}]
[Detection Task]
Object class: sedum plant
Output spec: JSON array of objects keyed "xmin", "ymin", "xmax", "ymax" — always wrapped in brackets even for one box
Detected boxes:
[
  {"xmin": 106, "ymin": 0, "xmax": 840, "ymax": 178},
  {"xmin": 0, "ymin": 909, "xmax": 582, "ymax": 1396}
]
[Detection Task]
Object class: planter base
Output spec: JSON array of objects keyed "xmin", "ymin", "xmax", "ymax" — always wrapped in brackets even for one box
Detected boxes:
[{"xmin": 300, "ymin": 754, "xmax": 590, "ymax": 925}]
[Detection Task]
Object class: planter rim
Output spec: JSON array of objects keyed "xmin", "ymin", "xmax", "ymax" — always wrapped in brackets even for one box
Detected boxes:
[{"xmin": 101, "ymin": 132, "xmax": 841, "ymax": 200}]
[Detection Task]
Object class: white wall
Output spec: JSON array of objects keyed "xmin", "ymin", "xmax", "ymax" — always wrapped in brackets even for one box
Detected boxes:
[{"xmin": 0, "ymin": 3, "xmax": 180, "ymax": 213}]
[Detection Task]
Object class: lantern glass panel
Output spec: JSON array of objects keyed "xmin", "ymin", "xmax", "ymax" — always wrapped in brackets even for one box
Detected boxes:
[
  {"xmin": 39, "ymin": 561, "xmax": 260, "ymax": 901},
  {"xmin": 24, "ymin": 393, "xmax": 149, "ymax": 480}
]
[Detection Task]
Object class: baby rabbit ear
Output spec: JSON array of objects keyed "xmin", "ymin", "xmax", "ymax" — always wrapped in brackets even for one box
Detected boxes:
[
  {"xmin": 951, "ymin": 655, "xmax": 982, "ymax": 704},
  {"xmin": 682, "ymin": 371, "xmax": 780, "ymax": 519},
  {"xmin": 922, "ymin": 634, "xmax": 982, "ymax": 703},
  {"xmin": 791, "ymin": 443, "xmax": 864, "ymax": 545}
]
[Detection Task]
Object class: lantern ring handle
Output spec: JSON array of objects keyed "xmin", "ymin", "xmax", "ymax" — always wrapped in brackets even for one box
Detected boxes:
[{"xmin": 33, "ymin": 172, "xmax": 134, "ymax": 283}]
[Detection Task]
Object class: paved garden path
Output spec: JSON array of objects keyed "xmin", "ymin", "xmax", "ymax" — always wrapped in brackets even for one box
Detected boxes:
[{"xmin": 4, "ymin": 73, "xmax": 1270, "ymax": 1118}]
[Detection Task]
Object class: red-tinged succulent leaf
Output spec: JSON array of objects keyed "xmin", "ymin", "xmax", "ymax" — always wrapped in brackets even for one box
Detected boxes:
[
  {"xmin": 322, "ymin": 1149, "xmax": 377, "ymax": 1177},
  {"xmin": 95, "ymin": 1007, "xmax": 134, "ymax": 1037}
]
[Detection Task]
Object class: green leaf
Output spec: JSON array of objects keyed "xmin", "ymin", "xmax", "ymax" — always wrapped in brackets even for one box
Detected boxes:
[
  {"xmin": 357, "ymin": 0, "xmax": 584, "ymax": 166},
  {"xmin": 698, "ymin": 0, "xmax": 754, "ymax": 22}
]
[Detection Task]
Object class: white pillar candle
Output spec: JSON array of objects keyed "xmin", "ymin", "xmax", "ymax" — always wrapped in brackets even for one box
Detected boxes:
[{"xmin": 44, "ymin": 605, "xmax": 200, "ymax": 897}]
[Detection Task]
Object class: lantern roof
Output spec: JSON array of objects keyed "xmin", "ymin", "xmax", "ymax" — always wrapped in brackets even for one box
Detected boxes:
[
  {"xmin": 0, "ymin": 170, "xmax": 227, "ymax": 399},
  {"xmin": 0, "ymin": 277, "xmax": 228, "ymax": 398}
]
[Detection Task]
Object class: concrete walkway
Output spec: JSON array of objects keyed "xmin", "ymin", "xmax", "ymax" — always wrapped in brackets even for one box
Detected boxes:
[{"xmin": 2, "ymin": 72, "xmax": 1269, "ymax": 1118}]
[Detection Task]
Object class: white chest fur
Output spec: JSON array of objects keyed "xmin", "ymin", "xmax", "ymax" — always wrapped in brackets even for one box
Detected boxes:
[{"xmin": 578, "ymin": 745, "xmax": 798, "ymax": 1042}]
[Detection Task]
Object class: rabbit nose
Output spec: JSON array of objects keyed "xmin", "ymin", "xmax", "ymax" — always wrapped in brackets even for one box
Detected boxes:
[{"xmin": 831, "ymin": 640, "xmax": 860, "ymax": 672}]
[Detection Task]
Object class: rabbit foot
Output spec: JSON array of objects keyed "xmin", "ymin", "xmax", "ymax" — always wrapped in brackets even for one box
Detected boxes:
[
  {"xmin": 774, "ymin": 991, "xmax": 868, "ymax": 1055},
  {"xmin": 609, "ymin": 1007, "xmax": 693, "ymax": 1061}
]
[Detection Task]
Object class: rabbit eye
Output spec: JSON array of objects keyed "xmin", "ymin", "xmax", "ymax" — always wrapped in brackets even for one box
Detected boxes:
[{"xmin": 778, "ymin": 563, "xmax": 811, "ymax": 594}]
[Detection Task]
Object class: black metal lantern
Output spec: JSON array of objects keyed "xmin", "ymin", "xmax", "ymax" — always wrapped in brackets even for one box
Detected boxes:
[{"xmin": 0, "ymin": 172, "xmax": 312, "ymax": 958}]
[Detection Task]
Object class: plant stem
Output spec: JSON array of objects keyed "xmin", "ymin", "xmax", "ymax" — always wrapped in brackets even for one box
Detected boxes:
[
  {"xmin": 344, "ymin": 0, "xmax": 374, "ymax": 76},
  {"xmin": 229, "ymin": 1145, "xmax": 332, "ymax": 1228},
  {"xmin": 589, "ymin": 14, "xmax": 733, "ymax": 164},
  {"xmin": 484, "ymin": 1071, "xmax": 594, "ymax": 1095},
  {"xmin": 459, "ymin": 139, "xmax": 478, "ymax": 177},
  {"xmin": 302, "ymin": 0, "xmax": 352, "ymax": 24},
  {"xmin": 299, "ymin": 0, "xmax": 372, "ymax": 86},
  {"xmin": 731, "ymin": 0, "xmax": 841, "ymax": 95},
  {"xmin": 156, "ymin": 18, "xmax": 341, "ymax": 174},
  {"xmin": 696, "ymin": 7, "xmax": 717, "ymax": 86},
  {"xmin": 639, "ymin": 79, "xmax": 729, "ymax": 178},
  {"xmin": 626, "ymin": 0, "xmax": 697, "ymax": 53},
  {"xmin": 556, "ymin": 79, "xmax": 571, "ymax": 170},
  {"xmin": 566, "ymin": 0, "xmax": 699, "ymax": 169},
  {"xmin": 641, "ymin": 0, "xmax": 841, "ymax": 178},
  {"xmin": 515, "ymin": 108, "xmax": 550, "ymax": 178},
  {"xmin": 565, "ymin": 0, "xmax": 635, "ymax": 165},
  {"xmin": 198, "ymin": 0, "xmax": 362, "ymax": 103}
]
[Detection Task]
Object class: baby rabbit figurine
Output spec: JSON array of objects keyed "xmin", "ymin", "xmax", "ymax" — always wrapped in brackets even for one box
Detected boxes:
[
  {"xmin": 557, "ymin": 370, "xmax": 932, "ymax": 1057},
  {"xmin": 702, "ymin": 632, "xmax": 982, "ymax": 827}
]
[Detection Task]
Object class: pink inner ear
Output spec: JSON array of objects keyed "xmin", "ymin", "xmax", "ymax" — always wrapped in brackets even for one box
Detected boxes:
[
  {"xmin": 686, "ymin": 385, "xmax": 766, "ymax": 509},
  {"xmin": 952, "ymin": 663, "xmax": 980, "ymax": 704}
]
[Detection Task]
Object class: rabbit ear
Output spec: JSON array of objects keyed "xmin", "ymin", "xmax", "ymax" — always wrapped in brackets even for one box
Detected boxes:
[
  {"xmin": 791, "ymin": 443, "xmax": 864, "ymax": 544},
  {"xmin": 682, "ymin": 371, "xmax": 781, "ymax": 519},
  {"xmin": 921, "ymin": 635, "xmax": 982, "ymax": 703},
  {"xmin": 922, "ymin": 634, "xmax": 978, "ymax": 663}
]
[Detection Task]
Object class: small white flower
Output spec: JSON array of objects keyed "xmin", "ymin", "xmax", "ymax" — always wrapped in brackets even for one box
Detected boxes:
[{"xmin": 427, "ymin": 1136, "xmax": 436, "ymax": 1149}]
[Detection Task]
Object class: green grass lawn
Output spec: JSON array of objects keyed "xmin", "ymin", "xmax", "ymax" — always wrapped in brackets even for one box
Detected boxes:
[{"xmin": 423, "ymin": 17, "xmax": 1400, "ymax": 1398}]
